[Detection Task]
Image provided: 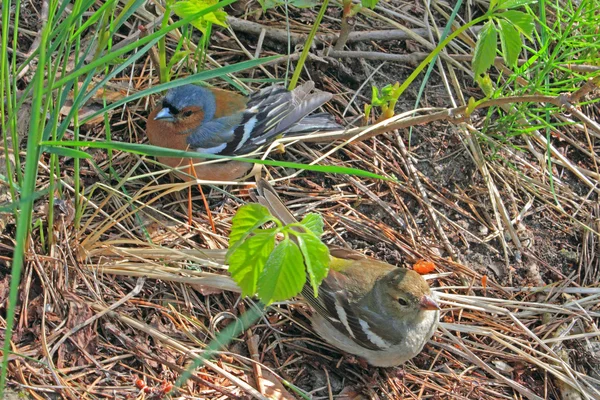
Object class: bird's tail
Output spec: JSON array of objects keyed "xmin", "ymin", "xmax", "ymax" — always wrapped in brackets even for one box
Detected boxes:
[
  {"xmin": 282, "ymin": 112, "xmax": 342, "ymax": 136},
  {"xmin": 273, "ymin": 81, "xmax": 342, "ymax": 135},
  {"xmin": 251, "ymin": 180, "xmax": 342, "ymax": 323},
  {"xmin": 244, "ymin": 82, "xmax": 342, "ymax": 152},
  {"xmin": 250, "ymin": 179, "xmax": 298, "ymax": 226}
]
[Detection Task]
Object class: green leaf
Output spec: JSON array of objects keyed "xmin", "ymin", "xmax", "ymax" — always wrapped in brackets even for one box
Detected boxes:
[
  {"xmin": 257, "ymin": 0, "xmax": 317, "ymax": 9},
  {"xmin": 171, "ymin": 0, "xmax": 228, "ymax": 33},
  {"xmin": 466, "ymin": 97, "xmax": 478, "ymax": 115},
  {"xmin": 476, "ymin": 74, "xmax": 495, "ymax": 97},
  {"xmin": 257, "ymin": 239, "xmax": 306, "ymax": 304},
  {"xmin": 295, "ymin": 231, "xmax": 330, "ymax": 295},
  {"xmin": 498, "ymin": 0, "xmax": 537, "ymax": 9},
  {"xmin": 361, "ymin": 0, "xmax": 379, "ymax": 9},
  {"xmin": 364, "ymin": 104, "xmax": 373, "ymax": 121},
  {"xmin": 228, "ymin": 204, "xmax": 274, "ymax": 249},
  {"xmin": 257, "ymin": 0, "xmax": 275, "ymax": 9},
  {"xmin": 472, "ymin": 20, "xmax": 498, "ymax": 77},
  {"xmin": 370, "ymin": 86, "xmax": 383, "ymax": 105},
  {"xmin": 380, "ymin": 84, "xmax": 396, "ymax": 98},
  {"xmin": 290, "ymin": 0, "xmax": 319, "ymax": 7},
  {"xmin": 300, "ymin": 213, "xmax": 324, "ymax": 237},
  {"xmin": 497, "ymin": 19, "xmax": 521, "ymax": 68},
  {"xmin": 43, "ymin": 146, "xmax": 92, "ymax": 159},
  {"xmin": 498, "ymin": 10, "xmax": 534, "ymax": 40},
  {"xmin": 167, "ymin": 50, "xmax": 192, "ymax": 69},
  {"xmin": 228, "ymin": 231, "xmax": 276, "ymax": 297}
]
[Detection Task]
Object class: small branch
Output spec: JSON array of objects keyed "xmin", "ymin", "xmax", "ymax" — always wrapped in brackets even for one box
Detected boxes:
[
  {"xmin": 284, "ymin": 93, "xmax": 596, "ymax": 145},
  {"xmin": 227, "ymin": 16, "xmax": 437, "ymax": 46},
  {"xmin": 328, "ymin": 50, "xmax": 429, "ymax": 64},
  {"xmin": 333, "ymin": 0, "xmax": 354, "ymax": 51},
  {"xmin": 568, "ymin": 76, "xmax": 600, "ymax": 103}
]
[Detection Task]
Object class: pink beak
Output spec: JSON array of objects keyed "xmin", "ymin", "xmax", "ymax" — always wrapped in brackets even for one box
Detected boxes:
[{"xmin": 419, "ymin": 295, "xmax": 440, "ymax": 310}]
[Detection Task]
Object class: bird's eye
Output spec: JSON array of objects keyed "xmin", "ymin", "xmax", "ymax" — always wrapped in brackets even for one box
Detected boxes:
[
  {"xmin": 397, "ymin": 298, "xmax": 409, "ymax": 306},
  {"xmin": 182, "ymin": 110, "xmax": 193, "ymax": 117}
]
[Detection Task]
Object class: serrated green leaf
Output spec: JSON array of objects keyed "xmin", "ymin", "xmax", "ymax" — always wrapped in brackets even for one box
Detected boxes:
[
  {"xmin": 498, "ymin": 10, "xmax": 534, "ymax": 40},
  {"xmin": 497, "ymin": 19, "xmax": 521, "ymax": 68},
  {"xmin": 203, "ymin": 9, "xmax": 228, "ymax": 25},
  {"xmin": 228, "ymin": 231, "xmax": 276, "ymax": 297},
  {"xmin": 300, "ymin": 213, "xmax": 324, "ymax": 237},
  {"xmin": 472, "ymin": 20, "xmax": 498, "ymax": 77},
  {"xmin": 498, "ymin": 0, "xmax": 537, "ymax": 9},
  {"xmin": 228, "ymin": 204, "xmax": 274, "ymax": 250},
  {"xmin": 257, "ymin": 239, "xmax": 305, "ymax": 304},
  {"xmin": 361, "ymin": 0, "xmax": 379, "ymax": 9},
  {"xmin": 171, "ymin": 0, "xmax": 228, "ymax": 33},
  {"xmin": 295, "ymin": 231, "xmax": 330, "ymax": 295}
]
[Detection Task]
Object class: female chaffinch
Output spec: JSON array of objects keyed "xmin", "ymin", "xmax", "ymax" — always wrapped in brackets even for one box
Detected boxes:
[
  {"xmin": 146, "ymin": 81, "xmax": 341, "ymax": 182},
  {"xmin": 251, "ymin": 179, "xmax": 440, "ymax": 367}
]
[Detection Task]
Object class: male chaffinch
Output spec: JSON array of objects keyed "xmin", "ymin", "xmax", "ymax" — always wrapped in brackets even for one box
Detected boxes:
[
  {"xmin": 251, "ymin": 179, "xmax": 440, "ymax": 367},
  {"xmin": 146, "ymin": 81, "xmax": 341, "ymax": 181}
]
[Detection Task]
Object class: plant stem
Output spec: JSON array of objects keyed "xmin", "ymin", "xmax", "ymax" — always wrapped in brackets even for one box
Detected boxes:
[
  {"xmin": 159, "ymin": 7, "xmax": 171, "ymax": 82},
  {"xmin": 333, "ymin": 0, "xmax": 353, "ymax": 51},
  {"xmin": 288, "ymin": 0, "xmax": 329, "ymax": 90}
]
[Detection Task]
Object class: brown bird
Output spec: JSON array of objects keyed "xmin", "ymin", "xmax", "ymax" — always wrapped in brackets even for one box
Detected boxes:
[{"xmin": 252, "ymin": 179, "xmax": 439, "ymax": 367}]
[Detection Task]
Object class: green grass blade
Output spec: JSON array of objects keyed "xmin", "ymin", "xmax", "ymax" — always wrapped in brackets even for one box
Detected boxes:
[
  {"xmin": 42, "ymin": 140, "xmax": 391, "ymax": 181},
  {"xmin": 0, "ymin": 3, "xmax": 54, "ymax": 395},
  {"xmin": 78, "ymin": 55, "xmax": 281, "ymax": 125}
]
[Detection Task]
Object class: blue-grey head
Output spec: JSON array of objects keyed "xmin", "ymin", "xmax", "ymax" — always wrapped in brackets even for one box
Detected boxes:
[{"xmin": 152, "ymin": 84, "xmax": 217, "ymax": 124}]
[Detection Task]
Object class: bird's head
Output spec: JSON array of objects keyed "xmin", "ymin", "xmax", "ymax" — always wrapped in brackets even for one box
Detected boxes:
[
  {"xmin": 379, "ymin": 268, "xmax": 439, "ymax": 318},
  {"xmin": 149, "ymin": 85, "xmax": 216, "ymax": 134}
]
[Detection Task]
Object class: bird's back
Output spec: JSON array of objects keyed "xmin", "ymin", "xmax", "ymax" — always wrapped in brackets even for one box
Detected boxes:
[{"xmin": 222, "ymin": 81, "xmax": 341, "ymax": 155}]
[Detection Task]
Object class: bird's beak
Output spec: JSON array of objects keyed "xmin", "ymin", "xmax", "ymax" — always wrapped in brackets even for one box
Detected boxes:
[
  {"xmin": 419, "ymin": 295, "xmax": 440, "ymax": 310},
  {"xmin": 154, "ymin": 108, "xmax": 175, "ymax": 122}
]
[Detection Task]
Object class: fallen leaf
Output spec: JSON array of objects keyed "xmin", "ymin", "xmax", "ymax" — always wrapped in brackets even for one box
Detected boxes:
[
  {"xmin": 259, "ymin": 370, "xmax": 295, "ymax": 400},
  {"xmin": 413, "ymin": 260, "xmax": 435, "ymax": 274},
  {"xmin": 338, "ymin": 386, "xmax": 366, "ymax": 400}
]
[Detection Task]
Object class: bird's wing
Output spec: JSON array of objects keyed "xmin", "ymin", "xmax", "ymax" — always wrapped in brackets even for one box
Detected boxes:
[
  {"xmin": 282, "ymin": 112, "xmax": 342, "ymax": 135},
  {"xmin": 188, "ymin": 82, "xmax": 339, "ymax": 156},
  {"xmin": 301, "ymin": 269, "xmax": 389, "ymax": 351},
  {"xmin": 186, "ymin": 114, "xmax": 242, "ymax": 153},
  {"xmin": 229, "ymin": 82, "xmax": 339, "ymax": 155},
  {"xmin": 251, "ymin": 179, "xmax": 298, "ymax": 226}
]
